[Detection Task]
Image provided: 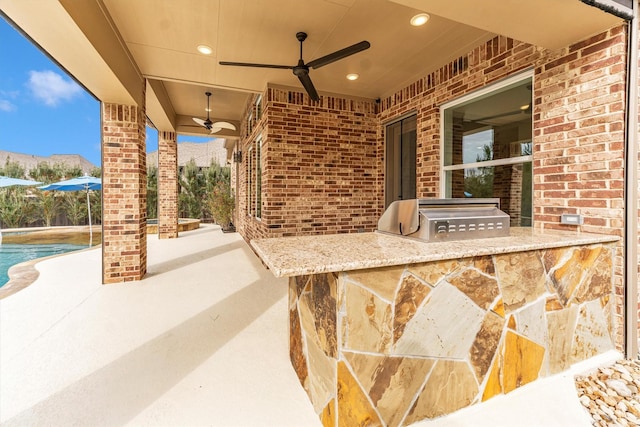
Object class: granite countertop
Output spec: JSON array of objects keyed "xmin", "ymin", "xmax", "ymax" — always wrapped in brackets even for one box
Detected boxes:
[{"xmin": 250, "ymin": 228, "xmax": 619, "ymax": 278}]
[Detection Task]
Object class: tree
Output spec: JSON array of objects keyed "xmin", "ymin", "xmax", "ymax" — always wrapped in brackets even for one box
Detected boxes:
[
  {"xmin": 38, "ymin": 191, "xmax": 60, "ymax": 227},
  {"xmin": 89, "ymin": 166, "xmax": 101, "ymax": 178},
  {"xmin": 63, "ymin": 192, "xmax": 87, "ymax": 225},
  {"xmin": 203, "ymin": 160, "xmax": 231, "ymax": 219},
  {"xmin": 147, "ymin": 165, "xmax": 158, "ymax": 219},
  {"xmin": 0, "ymin": 188, "xmax": 35, "ymax": 228},
  {"xmin": 90, "ymin": 191, "xmax": 101, "ymax": 225},
  {"xmin": 179, "ymin": 159, "xmax": 206, "ymax": 219},
  {"xmin": 0, "ymin": 158, "xmax": 25, "ymax": 178},
  {"xmin": 464, "ymin": 143, "xmax": 494, "ymax": 198},
  {"xmin": 207, "ymin": 179, "xmax": 235, "ymax": 229},
  {"xmin": 29, "ymin": 162, "xmax": 63, "ymax": 184}
]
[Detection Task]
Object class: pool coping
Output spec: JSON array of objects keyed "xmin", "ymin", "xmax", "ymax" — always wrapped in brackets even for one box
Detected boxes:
[
  {"xmin": 0, "ymin": 245, "xmax": 100, "ymax": 300},
  {"xmin": 1, "ymin": 225, "xmax": 101, "ymax": 300}
]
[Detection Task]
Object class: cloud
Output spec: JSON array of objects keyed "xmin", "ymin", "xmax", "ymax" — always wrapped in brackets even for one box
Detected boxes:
[
  {"xmin": 27, "ymin": 70, "xmax": 82, "ymax": 107},
  {"xmin": 0, "ymin": 99, "xmax": 16, "ymax": 112}
]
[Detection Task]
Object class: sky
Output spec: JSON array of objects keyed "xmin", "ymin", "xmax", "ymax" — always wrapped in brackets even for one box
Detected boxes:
[{"xmin": 0, "ymin": 16, "xmax": 210, "ymax": 168}]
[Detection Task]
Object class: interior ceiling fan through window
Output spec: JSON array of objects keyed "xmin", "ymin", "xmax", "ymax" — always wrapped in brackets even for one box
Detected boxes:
[
  {"xmin": 219, "ymin": 32, "xmax": 370, "ymax": 102},
  {"xmin": 192, "ymin": 91, "xmax": 237, "ymax": 133}
]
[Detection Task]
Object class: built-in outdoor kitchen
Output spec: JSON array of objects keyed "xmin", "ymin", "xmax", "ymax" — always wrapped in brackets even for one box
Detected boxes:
[
  {"xmin": 237, "ymin": 3, "xmax": 634, "ymax": 426},
  {"xmin": 252, "ymin": 198, "xmax": 618, "ymax": 426}
]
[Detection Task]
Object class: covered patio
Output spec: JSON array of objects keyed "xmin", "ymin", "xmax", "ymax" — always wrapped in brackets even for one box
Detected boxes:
[
  {"xmin": 0, "ymin": 0, "xmax": 629, "ymax": 283},
  {"xmin": 0, "ymin": 0, "xmax": 639, "ymax": 425},
  {"xmin": 0, "ymin": 225, "xmax": 619, "ymax": 426}
]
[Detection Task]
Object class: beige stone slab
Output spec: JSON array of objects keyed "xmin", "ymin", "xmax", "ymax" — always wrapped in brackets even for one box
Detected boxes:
[
  {"xmin": 495, "ymin": 251, "xmax": 547, "ymax": 313},
  {"xmin": 305, "ymin": 331, "xmax": 337, "ymax": 414},
  {"xmin": 345, "ymin": 265, "xmax": 405, "ymax": 302},
  {"xmin": 336, "ymin": 362, "xmax": 382, "ymax": 426},
  {"xmin": 514, "ymin": 298, "xmax": 548, "ymax": 346},
  {"xmin": 393, "ymin": 282, "xmax": 485, "ymax": 358},
  {"xmin": 344, "ymin": 352, "xmax": 435, "ymax": 427},
  {"xmin": 469, "ymin": 311, "xmax": 505, "ymax": 385},
  {"xmin": 502, "ymin": 331, "xmax": 546, "ymax": 394},
  {"xmin": 404, "ymin": 359, "xmax": 479, "ymax": 423},
  {"xmin": 344, "ymin": 281, "xmax": 392, "ymax": 353},
  {"xmin": 393, "ymin": 274, "xmax": 432, "ymax": 344},
  {"xmin": 571, "ymin": 299, "xmax": 614, "ymax": 363},
  {"xmin": 546, "ymin": 305, "xmax": 579, "ymax": 374},
  {"xmin": 251, "ymin": 228, "xmax": 618, "ymax": 277},
  {"xmin": 448, "ymin": 267, "xmax": 500, "ymax": 310},
  {"xmin": 407, "ymin": 259, "xmax": 464, "ymax": 286}
]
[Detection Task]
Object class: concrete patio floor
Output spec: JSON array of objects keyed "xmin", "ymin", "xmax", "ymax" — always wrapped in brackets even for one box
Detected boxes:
[{"xmin": 0, "ymin": 224, "xmax": 621, "ymax": 426}]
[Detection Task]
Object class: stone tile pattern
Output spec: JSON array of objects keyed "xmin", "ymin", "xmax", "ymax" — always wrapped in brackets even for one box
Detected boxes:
[
  {"xmin": 158, "ymin": 131, "xmax": 178, "ymax": 239},
  {"xmin": 575, "ymin": 359, "xmax": 640, "ymax": 426},
  {"xmin": 290, "ymin": 243, "xmax": 614, "ymax": 426},
  {"xmin": 102, "ymin": 99, "xmax": 147, "ymax": 283}
]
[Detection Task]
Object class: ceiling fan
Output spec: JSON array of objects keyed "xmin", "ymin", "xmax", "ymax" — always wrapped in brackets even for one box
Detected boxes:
[
  {"xmin": 219, "ymin": 32, "xmax": 370, "ymax": 102},
  {"xmin": 192, "ymin": 91, "xmax": 237, "ymax": 133}
]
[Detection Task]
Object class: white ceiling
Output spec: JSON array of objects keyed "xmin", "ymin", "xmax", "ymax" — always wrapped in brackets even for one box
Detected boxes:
[{"xmin": 0, "ymin": 0, "xmax": 622, "ymax": 139}]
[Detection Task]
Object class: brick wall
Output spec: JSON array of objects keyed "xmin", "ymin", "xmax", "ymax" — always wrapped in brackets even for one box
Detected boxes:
[
  {"xmin": 378, "ymin": 28, "xmax": 627, "ymax": 349},
  {"xmin": 102, "ymin": 100, "xmax": 147, "ymax": 283},
  {"xmin": 236, "ymin": 27, "xmax": 629, "ymax": 349},
  {"xmin": 535, "ymin": 27, "xmax": 628, "ymax": 349},
  {"xmin": 158, "ymin": 131, "xmax": 178, "ymax": 238},
  {"xmin": 238, "ymin": 87, "xmax": 381, "ymax": 240}
]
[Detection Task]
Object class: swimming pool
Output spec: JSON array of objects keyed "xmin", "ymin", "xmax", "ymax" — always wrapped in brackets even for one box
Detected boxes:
[{"xmin": 0, "ymin": 243, "xmax": 86, "ymax": 287}]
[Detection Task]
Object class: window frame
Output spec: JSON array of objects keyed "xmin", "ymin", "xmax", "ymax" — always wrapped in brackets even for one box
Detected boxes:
[
  {"xmin": 246, "ymin": 144, "xmax": 253, "ymax": 217},
  {"xmin": 439, "ymin": 70, "xmax": 534, "ymax": 197},
  {"xmin": 255, "ymin": 135, "xmax": 263, "ymax": 219},
  {"xmin": 255, "ymin": 95, "xmax": 263, "ymax": 121}
]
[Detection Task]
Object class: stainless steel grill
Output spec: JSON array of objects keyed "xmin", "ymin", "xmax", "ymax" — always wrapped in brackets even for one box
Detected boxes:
[{"xmin": 377, "ymin": 198, "xmax": 510, "ymax": 242}]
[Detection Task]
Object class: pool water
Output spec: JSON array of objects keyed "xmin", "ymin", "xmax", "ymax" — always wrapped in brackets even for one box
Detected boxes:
[{"xmin": 0, "ymin": 243, "xmax": 86, "ymax": 287}]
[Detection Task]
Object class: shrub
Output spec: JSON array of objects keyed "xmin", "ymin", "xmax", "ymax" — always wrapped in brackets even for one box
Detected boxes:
[{"xmin": 207, "ymin": 180, "xmax": 235, "ymax": 228}]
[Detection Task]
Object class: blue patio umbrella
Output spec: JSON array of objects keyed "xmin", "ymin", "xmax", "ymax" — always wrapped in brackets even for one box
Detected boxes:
[
  {"xmin": 39, "ymin": 175, "xmax": 102, "ymax": 246},
  {"xmin": 0, "ymin": 175, "xmax": 43, "ymax": 188}
]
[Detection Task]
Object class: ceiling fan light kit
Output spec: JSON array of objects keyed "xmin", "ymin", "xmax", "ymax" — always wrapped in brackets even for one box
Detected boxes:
[
  {"xmin": 220, "ymin": 32, "xmax": 370, "ymax": 102},
  {"xmin": 192, "ymin": 91, "xmax": 237, "ymax": 134}
]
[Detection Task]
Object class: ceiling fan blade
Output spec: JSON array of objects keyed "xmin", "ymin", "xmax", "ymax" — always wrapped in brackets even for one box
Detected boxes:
[
  {"xmin": 192, "ymin": 117, "xmax": 207, "ymax": 127},
  {"xmin": 307, "ymin": 40, "xmax": 370, "ymax": 69},
  {"xmin": 209, "ymin": 127, "xmax": 223, "ymax": 134},
  {"xmin": 219, "ymin": 61, "xmax": 293, "ymax": 70},
  {"xmin": 212, "ymin": 121, "xmax": 237, "ymax": 131},
  {"xmin": 297, "ymin": 73, "xmax": 319, "ymax": 101}
]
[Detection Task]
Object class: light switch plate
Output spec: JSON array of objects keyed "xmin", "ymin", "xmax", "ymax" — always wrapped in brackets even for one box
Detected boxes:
[{"xmin": 561, "ymin": 214, "xmax": 584, "ymax": 225}]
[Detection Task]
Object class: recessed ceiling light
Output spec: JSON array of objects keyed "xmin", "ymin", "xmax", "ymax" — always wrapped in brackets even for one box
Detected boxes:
[
  {"xmin": 410, "ymin": 13, "xmax": 430, "ymax": 26},
  {"xmin": 197, "ymin": 45, "xmax": 213, "ymax": 55},
  {"xmin": 520, "ymin": 104, "xmax": 531, "ymax": 110},
  {"xmin": 205, "ymin": 108, "xmax": 212, "ymax": 112},
  {"xmin": 346, "ymin": 73, "xmax": 359, "ymax": 81}
]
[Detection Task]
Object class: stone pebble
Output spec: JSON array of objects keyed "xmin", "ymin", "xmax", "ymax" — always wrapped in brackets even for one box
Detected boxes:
[{"xmin": 575, "ymin": 359, "xmax": 640, "ymax": 427}]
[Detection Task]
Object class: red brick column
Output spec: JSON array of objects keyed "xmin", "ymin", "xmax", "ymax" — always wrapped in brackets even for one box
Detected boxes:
[
  {"xmin": 102, "ymin": 103, "xmax": 147, "ymax": 283},
  {"xmin": 158, "ymin": 131, "xmax": 178, "ymax": 238}
]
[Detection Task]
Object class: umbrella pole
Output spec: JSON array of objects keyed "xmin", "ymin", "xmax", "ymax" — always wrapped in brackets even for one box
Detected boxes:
[{"xmin": 87, "ymin": 188, "xmax": 92, "ymax": 247}]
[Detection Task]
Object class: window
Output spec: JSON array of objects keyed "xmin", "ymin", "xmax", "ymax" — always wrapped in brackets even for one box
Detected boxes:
[
  {"xmin": 256, "ymin": 95, "xmax": 263, "ymax": 121},
  {"xmin": 255, "ymin": 136, "xmax": 262, "ymax": 218},
  {"xmin": 246, "ymin": 136, "xmax": 262, "ymax": 218},
  {"xmin": 385, "ymin": 114, "xmax": 417, "ymax": 208},
  {"xmin": 247, "ymin": 145, "xmax": 253, "ymax": 216},
  {"xmin": 441, "ymin": 72, "xmax": 533, "ymax": 226},
  {"xmin": 247, "ymin": 112, "xmax": 253, "ymax": 137}
]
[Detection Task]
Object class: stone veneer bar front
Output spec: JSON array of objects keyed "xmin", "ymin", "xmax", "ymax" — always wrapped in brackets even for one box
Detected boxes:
[{"xmin": 251, "ymin": 228, "xmax": 619, "ymax": 426}]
